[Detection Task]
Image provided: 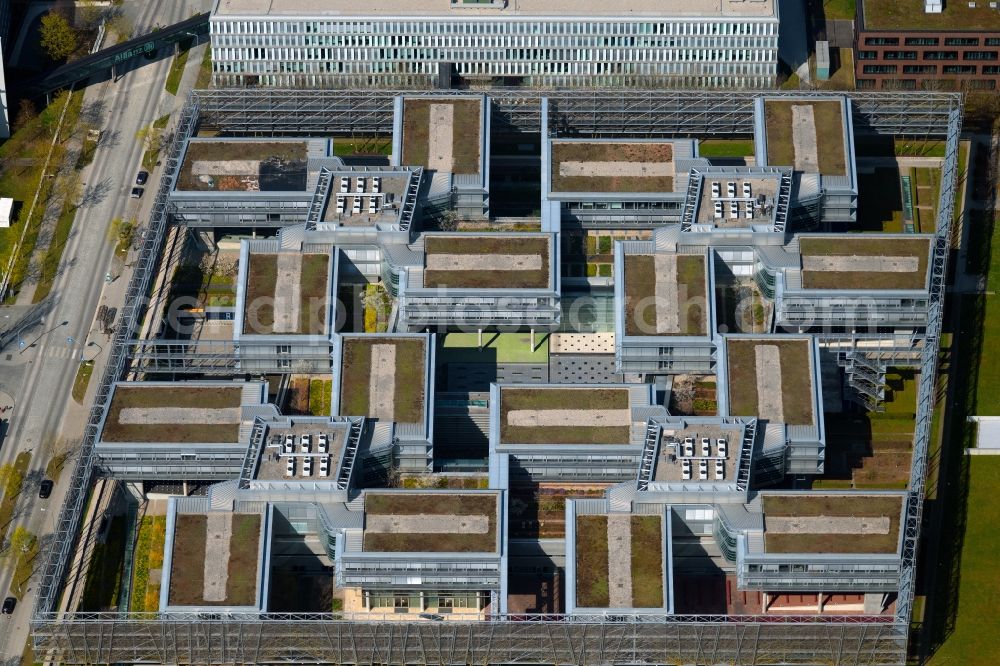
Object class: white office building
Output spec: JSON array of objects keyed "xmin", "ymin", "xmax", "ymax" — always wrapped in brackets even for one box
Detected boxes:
[{"xmin": 210, "ymin": 0, "xmax": 779, "ymax": 88}]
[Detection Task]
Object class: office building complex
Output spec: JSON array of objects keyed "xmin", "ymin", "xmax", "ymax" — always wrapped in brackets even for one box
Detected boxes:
[
  {"xmin": 209, "ymin": 0, "xmax": 780, "ymax": 88},
  {"xmin": 855, "ymin": 0, "xmax": 1000, "ymax": 90},
  {"xmin": 31, "ymin": 89, "xmax": 961, "ymax": 665}
]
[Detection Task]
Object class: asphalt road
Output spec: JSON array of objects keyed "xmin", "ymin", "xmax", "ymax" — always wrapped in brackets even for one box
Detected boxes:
[{"xmin": 0, "ymin": 0, "xmax": 208, "ymax": 657}]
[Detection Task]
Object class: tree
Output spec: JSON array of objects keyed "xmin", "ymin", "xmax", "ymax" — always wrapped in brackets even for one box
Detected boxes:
[
  {"xmin": 135, "ymin": 123, "xmax": 164, "ymax": 157},
  {"xmin": 39, "ymin": 12, "xmax": 79, "ymax": 61},
  {"xmin": 9, "ymin": 526, "xmax": 35, "ymax": 556},
  {"xmin": 108, "ymin": 217, "xmax": 135, "ymax": 252}
]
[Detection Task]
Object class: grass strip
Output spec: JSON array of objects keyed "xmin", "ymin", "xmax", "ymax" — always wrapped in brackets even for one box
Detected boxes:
[
  {"xmin": 32, "ymin": 199, "xmax": 78, "ymax": 303},
  {"xmin": 630, "ymin": 516, "xmax": 664, "ymax": 608},
  {"xmin": 698, "ymin": 138, "xmax": 755, "ymax": 158},
  {"xmin": 298, "ymin": 254, "xmax": 329, "ymax": 334},
  {"xmin": 195, "ymin": 44, "xmax": 213, "ymax": 89},
  {"xmin": 72, "ymin": 360, "xmax": 94, "ymax": 404},
  {"xmin": 165, "ymin": 46, "xmax": 191, "ymax": 96},
  {"xmin": 575, "ymin": 515, "xmax": 610, "ymax": 607},
  {"xmin": 0, "ymin": 452, "xmax": 32, "ymax": 549}
]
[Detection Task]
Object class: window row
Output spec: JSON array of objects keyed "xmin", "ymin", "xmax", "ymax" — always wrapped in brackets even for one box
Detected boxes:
[
  {"xmin": 212, "ymin": 34, "xmax": 778, "ymax": 50},
  {"xmin": 212, "ymin": 18, "xmax": 779, "ymax": 38},
  {"xmin": 213, "ymin": 46, "xmax": 778, "ymax": 66},
  {"xmin": 859, "ymin": 50, "xmax": 999, "ymax": 61},
  {"xmin": 865, "ymin": 36, "xmax": 1000, "ymax": 47}
]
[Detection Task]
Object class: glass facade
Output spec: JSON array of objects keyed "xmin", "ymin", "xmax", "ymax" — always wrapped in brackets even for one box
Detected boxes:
[{"xmin": 210, "ymin": 16, "xmax": 779, "ymax": 87}]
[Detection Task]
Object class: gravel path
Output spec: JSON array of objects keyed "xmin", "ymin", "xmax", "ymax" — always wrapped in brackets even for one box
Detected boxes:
[
  {"xmin": 191, "ymin": 159, "xmax": 258, "ymax": 176},
  {"xmin": 767, "ymin": 516, "xmax": 891, "ymax": 535},
  {"xmin": 368, "ymin": 344, "xmax": 396, "ymax": 420},
  {"xmin": 754, "ymin": 344, "xmax": 784, "ymax": 422},
  {"xmin": 428, "ymin": 104, "xmax": 455, "ymax": 172},
  {"xmin": 507, "ymin": 409, "xmax": 632, "ymax": 427},
  {"xmin": 366, "ymin": 513, "xmax": 489, "ymax": 534},
  {"xmin": 426, "ymin": 253, "xmax": 543, "ymax": 271},
  {"xmin": 791, "ymin": 105, "xmax": 819, "ymax": 173},
  {"xmin": 272, "ymin": 253, "xmax": 302, "ymax": 333},
  {"xmin": 118, "ymin": 407, "xmax": 241, "ymax": 424},
  {"xmin": 803, "ymin": 255, "xmax": 919, "ymax": 273},
  {"xmin": 203, "ymin": 513, "xmax": 232, "ymax": 602},
  {"xmin": 607, "ymin": 514, "xmax": 633, "ymax": 608},
  {"xmin": 654, "ymin": 254, "xmax": 680, "ymax": 334},
  {"xmin": 559, "ymin": 161, "xmax": 673, "ymax": 177}
]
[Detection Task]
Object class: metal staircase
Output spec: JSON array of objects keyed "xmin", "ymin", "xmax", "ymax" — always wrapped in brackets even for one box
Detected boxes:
[
  {"xmin": 838, "ymin": 350, "xmax": 887, "ymax": 412},
  {"xmin": 337, "ymin": 418, "xmax": 364, "ymax": 491},
  {"xmin": 679, "ymin": 175, "xmax": 701, "ymax": 231},
  {"xmin": 636, "ymin": 419, "xmax": 661, "ymax": 492},
  {"xmin": 305, "ymin": 167, "xmax": 333, "ymax": 229}
]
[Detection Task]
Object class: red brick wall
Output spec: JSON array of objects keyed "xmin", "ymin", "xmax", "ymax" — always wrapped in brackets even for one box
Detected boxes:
[{"xmin": 854, "ymin": 30, "xmax": 1000, "ymax": 90}]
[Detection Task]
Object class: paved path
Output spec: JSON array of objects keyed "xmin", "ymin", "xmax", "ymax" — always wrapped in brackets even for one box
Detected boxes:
[
  {"xmin": 272, "ymin": 253, "xmax": 301, "ymax": 333},
  {"xmin": 428, "ymin": 104, "xmax": 454, "ymax": 172},
  {"xmin": 559, "ymin": 161, "xmax": 673, "ymax": 177},
  {"xmin": 118, "ymin": 407, "xmax": 240, "ymax": 424},
  {"xmin": 426, "ymin": 254, "xmax": 543, "ymax": 271},
  {"xmin": 790, "ymin": 105, "xmax": 819, "ymax": 173},
  {"xmin": 368, "ymin": 344, "xmax": 396, "ymax": 420},
  {"xmin": 506, "ymin": 409, "xmax": 632, "ymax": 427},
  {"xmin": 653, "ymin": 254, "xmax": 680, "ymax": 334},
  {"xmin": 606, "ymin": 514, "xmax": 633, "ymax": 608},
  {"xmin": 754, "ymin": 345, "xmax": 784, "ymax": 423},
  {"xmin": 803, "ymin": 255, "xmax": 919, "ymax": 273},
  {"xmin": 766, "ymin": 515, "xmax": 891, "ymax": 535},
  {"xmin": 203, "ymin": 513, "xmax": 232, "ymax": 602},
  {"xmin": 365, "ymin": 514, "xmax": 489, "ymax": 534}
]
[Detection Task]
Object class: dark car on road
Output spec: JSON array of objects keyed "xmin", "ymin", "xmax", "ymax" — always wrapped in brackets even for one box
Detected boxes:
[
  {"xmin": 135, "ymin": 170, "xmax": 149, "ymax": 186},
  {"xmin": 130, "ymin": 187, "xmax": 144, "ymax": 199},
  {"xmin": 2, "ymin": 597, "xmax": 15, "ymax": 614},
  {"xmin": 39, "ymin": 479, "xmax": 54, "ymax": 499}
]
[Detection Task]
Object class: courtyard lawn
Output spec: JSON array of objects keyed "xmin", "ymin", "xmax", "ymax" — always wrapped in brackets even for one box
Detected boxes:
[{"xmin": 438, "ymin": 332, "xmax": 549, "ymax": 364}]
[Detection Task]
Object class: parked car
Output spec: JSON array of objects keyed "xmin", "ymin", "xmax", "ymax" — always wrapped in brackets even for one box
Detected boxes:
[
  {"xmin": 39, "ymin": 479, "xmax": 54, "ymax": 499},
  {"xmin": 135, "ymin": 170, "xmax": 149, "ymax": 186},
  {"xmin": 2, "ymin": 597, "xmax": 15, "ymax": 614},
  {"xmin": 130, "ymin": 187, "xmax": 144, "ymax": 199}
]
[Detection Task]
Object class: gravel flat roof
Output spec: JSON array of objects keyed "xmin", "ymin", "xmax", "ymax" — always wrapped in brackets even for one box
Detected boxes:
[{"xmin": 101, "ymin": 386, "xmax": 245, "ymax": 444}]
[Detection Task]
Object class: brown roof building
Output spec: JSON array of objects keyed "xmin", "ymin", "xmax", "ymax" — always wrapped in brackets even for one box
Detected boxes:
[{"xmin": 855, "ymin": 0, "xmax": 1000, "ymax": 91}]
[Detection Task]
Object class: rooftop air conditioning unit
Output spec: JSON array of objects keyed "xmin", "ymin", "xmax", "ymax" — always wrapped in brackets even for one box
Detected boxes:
[{"xmin": 924, "ymin": 0, "xmax": 943, "ymax": 11}]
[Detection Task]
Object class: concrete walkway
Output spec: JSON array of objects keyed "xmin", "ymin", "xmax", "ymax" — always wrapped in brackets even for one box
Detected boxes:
[
  {"xmin": 203, "ymin": 513, "xmax": 233, "ymax": 602},
  {"xmin": 755, "ymin": 345, "xmax": 784, "ymax": 423},
  {"xmin": 272, "ymin": 253, "xmax": 301, "ymax": 333},
  {"xmin": 607, "ymin": 514, "xmax": 633, "ymax": 608},
  {"xmin": 507, "ymin": 409, "xmax": 632, "ymax": 427},
  {"xmin": 368, "ymin": 344, "xmax": 396, "ymax": 419}
]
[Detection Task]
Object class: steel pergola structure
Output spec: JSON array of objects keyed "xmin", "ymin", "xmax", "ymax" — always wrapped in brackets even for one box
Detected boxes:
[
  {"xmin": 191, "ymin": 87, "xmax": 960, "ymax": 138},
  {"xmin": 29, "ymin": 89, "xmax": 962, "ymax": 665}
]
